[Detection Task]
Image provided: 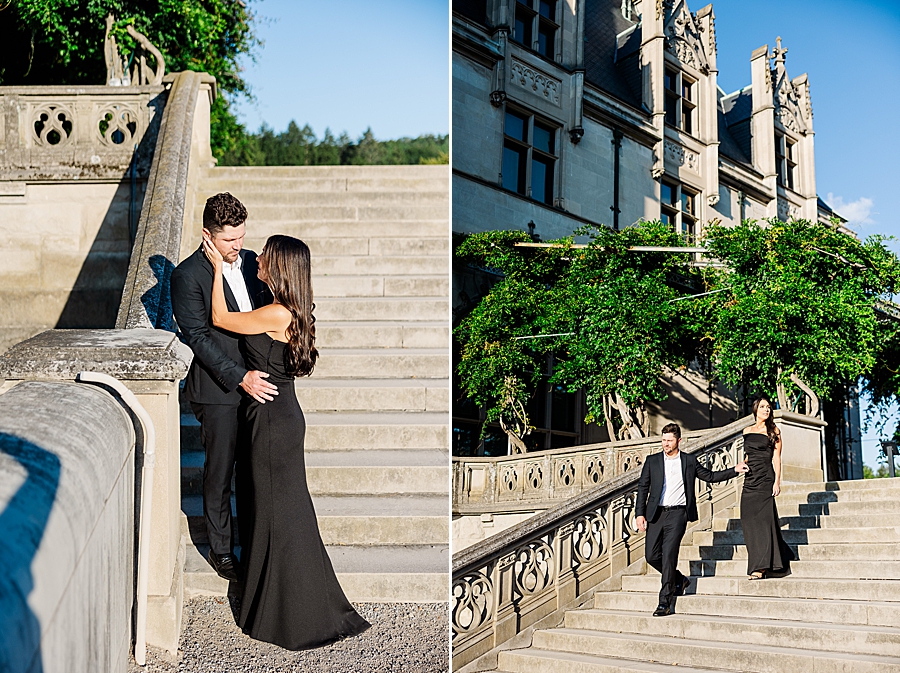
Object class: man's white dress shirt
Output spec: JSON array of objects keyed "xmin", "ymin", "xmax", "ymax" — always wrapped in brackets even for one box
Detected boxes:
[
  {"xmin": 222, "ymin": 255, "xmax": 253, "ymax": 312},
  {"xmin": 659, "ymin": 452, "xmax": 687, "ymax": 507}
]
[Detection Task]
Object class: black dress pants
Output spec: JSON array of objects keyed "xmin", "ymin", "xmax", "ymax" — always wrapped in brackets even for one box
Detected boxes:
[
  {"xmin": 645, "ymin": 506, "xmax": 688, "ymax": 607},
  {"xmin": 190, "ymin": 401, "xmax": 250, "ymax": 555}
]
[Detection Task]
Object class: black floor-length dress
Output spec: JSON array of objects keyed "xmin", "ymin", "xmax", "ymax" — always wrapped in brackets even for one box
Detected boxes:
[
  {"xmin": 238, "ymin": 332, "xmax": 371, "ymax": 649},
  {"xmin": 740, "ymin": 432, "xmax": 794, "ymax": 576}
]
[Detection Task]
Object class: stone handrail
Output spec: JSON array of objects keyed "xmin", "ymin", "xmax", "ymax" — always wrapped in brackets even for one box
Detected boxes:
[
  {"xmin": 116, "ymin": 70, "xmax": 216, "ymax": 330},
  {"xmin": 451, "ymin": 417, "xmax": 753, "ymax": 670},
  {"xmin": 0, "ymin": 381, "xmax": 136, "ymax": 672},
  {"xmin": 453, "ymin": 428, "xmax": 717, "ymax": 514},
  {"xmin": 0, "ymin": 84, "xmax": 165, "ymax": 181}
]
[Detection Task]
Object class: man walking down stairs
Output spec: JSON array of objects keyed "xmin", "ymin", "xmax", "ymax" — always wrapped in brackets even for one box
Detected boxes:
[
  {"xmin": 179, "ymin": 165, "xmax": 449, "ymax": 606},
  {"xmin": 496, "ymin": 477, "xmax": 900, "ymax": 673}
]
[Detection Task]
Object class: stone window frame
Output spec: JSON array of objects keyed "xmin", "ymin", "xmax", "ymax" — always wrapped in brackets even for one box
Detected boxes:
[
  {"xmin": 775, "ymin": 130, "xmax": 799, "ymax": 192},
  {"xmin": 664, "ymin": 67, "xmax": 698, "ymax": 137},
  {"xmin": 500, "ymin": 104, "xmax": 559, "ymax": 206},
  {"xmin": 511, "ymin": 0, "xmax": 560, "ymax": 61},
  {"xmin": 660, "ymin": 179, "xmax": 699, "ymax": 243}
]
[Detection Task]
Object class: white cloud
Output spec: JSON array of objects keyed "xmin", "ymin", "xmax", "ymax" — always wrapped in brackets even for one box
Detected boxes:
[{"xmin": 826, "ymin": 192, "xmax": 875, "ymax": 227}]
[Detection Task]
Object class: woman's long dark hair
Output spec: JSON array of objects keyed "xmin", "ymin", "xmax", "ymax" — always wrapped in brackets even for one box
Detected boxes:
[
  {"xmin": 261, "ymin": 235, "xmax": 317, "ymax": 377},
  {"xmin": 751, "ymin": 397, "xmax": 777, "ymax": 446}
]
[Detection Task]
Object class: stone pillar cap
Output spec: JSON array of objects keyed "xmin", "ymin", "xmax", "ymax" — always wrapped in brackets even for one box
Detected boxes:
[{"xmin": 0, "ymin": 329, "xmax": 191, "ymax": 381}]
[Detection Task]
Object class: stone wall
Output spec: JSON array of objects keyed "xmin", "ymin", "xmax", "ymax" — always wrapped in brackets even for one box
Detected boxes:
[
  {"xmin": 0, "ymin": 85, "xmax": 165, "ymax": 354},
  {"xmin": 0, "ymin": 381, "xmax": 135, "ymax": 673}
]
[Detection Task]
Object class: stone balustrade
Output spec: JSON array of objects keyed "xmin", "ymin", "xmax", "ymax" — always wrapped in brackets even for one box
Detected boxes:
[
  {"xmin": 0, "ymin": 381, "xmax": 135, "ymax": 673},
  {"xmin": 0, "ymin": 84, "xmax": 165, "ymax": 182},
  {"xmin": 451, "ymin": 410, "xmax": 827, "ymax": 671},
  {"xmin": 453, "ymin": 428, "xmax": 715, "ymax": 515}
]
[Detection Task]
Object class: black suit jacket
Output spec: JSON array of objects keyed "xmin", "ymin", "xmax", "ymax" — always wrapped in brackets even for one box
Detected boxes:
[
  {"xmin": 170, "ymin": 247, "xmax": 272, "ymax": 405},
  {"xmin": 635, "ymin": 450, "xmax": 736, "ymax": 523}
]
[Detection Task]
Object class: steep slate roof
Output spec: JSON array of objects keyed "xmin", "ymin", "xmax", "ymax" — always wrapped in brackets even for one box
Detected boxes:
[
  {"xmin": 717, "ymin": 87, "xmax": 753, "ymax": 169},
  {"xmin": 584, "ymin": 0, "xmax": 642, "ymax": 108}
]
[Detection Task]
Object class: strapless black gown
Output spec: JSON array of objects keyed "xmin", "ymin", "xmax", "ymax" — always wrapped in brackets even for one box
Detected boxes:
[
  {"xmin": 740, "ymin": 432, "xmax": 794, "ymax": 575},
  {"xmin": 238, "ymin": 332, "xmax": 370, "ymax": 649}
]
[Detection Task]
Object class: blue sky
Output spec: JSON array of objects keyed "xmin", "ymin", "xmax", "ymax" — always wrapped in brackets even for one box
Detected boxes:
[
  {"xmin": 712, "ymin": 0, "xmax": 900, "ymax": 469},
  {"xmin": 233, "ymin": 0, "xmax": 449, "ymax": 140}
]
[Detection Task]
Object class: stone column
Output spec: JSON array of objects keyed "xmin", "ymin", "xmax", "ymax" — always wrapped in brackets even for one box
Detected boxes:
[
  {"xmin": 749, "ymin": 44, "xmax": 777, "ymax": 216},
  {"xmin": 641, "ymin": 0, "xmax": 666, "ymax": 180},
  {"xmin": 0, "ymin": 328, "xmax": 191, "ymax": 654},
  {"xmin": 696, "ymin": 5, "xmax": 720, "ymax": 222}
]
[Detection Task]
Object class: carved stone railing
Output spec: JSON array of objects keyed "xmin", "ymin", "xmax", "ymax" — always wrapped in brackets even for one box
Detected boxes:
[
  {"xmin": 0, "ymin": 84, "xmax": 165, "ymax": 181},
  {"xmin": 451, "ymin": 418, "xmax": 751, "ymax": 671},
  {"xmin": 451, "ymin": 410, "xmax": 827, "ymax": 671},
  {"xmin": 453, "ymin": 428, "xmax": 716, "ymax": 515},
  {"xmin": 116, "ymin": 70, "xmax": 216, "ymax": 330}
]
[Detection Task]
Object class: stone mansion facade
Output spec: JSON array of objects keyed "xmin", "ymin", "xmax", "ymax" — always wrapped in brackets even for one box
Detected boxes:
[{"xmin": 451, "ymin": 0, "xmax": 862, "ymax": 478}]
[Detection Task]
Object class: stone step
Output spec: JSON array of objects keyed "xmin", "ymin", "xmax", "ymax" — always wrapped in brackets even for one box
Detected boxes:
[
  {"xmin": 205, "ymin": 165, "xmax": 448, "ymax": 180},
  {"xmin": 712, "ymin": 513, "xmax": 891, "ymax": 531},
  {"xmin": 311, "ymin": 255, "xmax": 448, "ymax": 276},
  {"xmin": 181, "ymin": 493, "xmax": 448, "ymax": 545},
  {"xmin": 195, "ymin": 189, "xmax": 448, "ymax": 207},
  {"xmin": 294, "ymin": 378, "xmax": 448, "ymax": 412},
  {"xmin": 316, "ymin": 321, "xmax": 447, "ymax": 349},
  {"xmin": 593, "ymin": 589, "xmax": 900, "ymax": 629},
  {"xmin": 774, "ymin": 486, "xmax": 900, "ymax": 505},
  {"xmin": 312, "ymin": 348, "xmax": 447, "ymax": 378},
  {"xmin": 518, "ymin": 627, "xmax": 900, "ymax": 673},
  {"xmin": 181, "ymin": 449, "xmax": 448, "ymax": 496},
  {"xmin": 315, "ymin": 297, "xmax": 447, "ymax": 322},
  {"xmin": 621, "ymin": 574, "xmax": 900, "ymax": 602},
  {"xmin": 496, "ymin": 648, "xmax": 720, "ymax": 673},
  {"xmin": 727, "ymin": 499, "xmax": 900, "ymax": 517},
  {"xmin": 182, "ymin": 411, "xmax": 448, "ymax": 450},
  {"xmin": 564, "ymin": 608, "xmax": 900, "ymax": 658},
  {"xmin": 194, "ymin": 203, "xmax": 448, "ymax": 222},
  {"xmin": 670, "ymin": 558, "xmax": 900, "ymax": 580},
  {"xmin": 183, "ymin": 542, "xmax": 448, "ymax": 602},
  {"xmin": 682, "ymin": 541, "xmax": 900, "ymax": 562},
  {"xmin": 313, "ymin": 275, "xmax": 449, "ymax": 298},
  {"xmin": 200, "ymin": 176, "xmax": 448, "ymax": 193},
  {"xmin": 778, "ymin": 478, "xmax": 900, "ymax": 494},
  {"xmin": 241, "ymin": 218, "xmax": 449, "ymax": 238},
  {"xmin": 690, "ymin": 526, "xmax": 900, "ymax": 547},
  {"xmin": 263, "ymin": 236, "xmax": 448, "ymax": 258}
]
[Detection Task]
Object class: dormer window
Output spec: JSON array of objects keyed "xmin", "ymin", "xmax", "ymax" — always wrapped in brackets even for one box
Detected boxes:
[
  {"xmin": 775, "ymin": 131, "xmax": 798, "ymax": 190},
  {"xmin": 664, "ymin": 68, "xmax": 696, "ymax": 136},
  {"xmin": 512, "ymin": 0, "xmax": 558, "ymax": 60}
]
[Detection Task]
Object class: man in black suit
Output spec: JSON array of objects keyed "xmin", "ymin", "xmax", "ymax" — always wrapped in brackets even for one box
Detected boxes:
[
  {"xmin": 170, "ymin": 192, "xmax": 274, "ymax": 582},
  {"xmin": 635, "ymin": 423, "xmax": 748, "ymax": 616}
]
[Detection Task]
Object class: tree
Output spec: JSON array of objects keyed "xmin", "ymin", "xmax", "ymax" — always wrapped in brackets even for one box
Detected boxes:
[
  {"xmin": 701, "ymin": 219, "xmax": 900, "ymax": 410},
  {"xmin": 0, "ymin": 0, "xmax": 260, "ymax": 161},
  {"xmin": 455, "ymin": 221, "xmax": 702, "ymax": 450}
]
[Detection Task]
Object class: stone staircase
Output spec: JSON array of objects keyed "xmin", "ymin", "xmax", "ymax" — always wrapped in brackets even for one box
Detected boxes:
[
  {"xmin": 495, "ymin": 477, "xmax": 900, "ymax": 673},
  {"xmin": 178, "ymin": 165, "xmax": 449, "ymax": 602}
]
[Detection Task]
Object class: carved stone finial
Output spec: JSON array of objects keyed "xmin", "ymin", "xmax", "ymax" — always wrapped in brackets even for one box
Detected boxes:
[{"xmin": 772, "ymin": 36, "xmax": 788, "ymax": 65}]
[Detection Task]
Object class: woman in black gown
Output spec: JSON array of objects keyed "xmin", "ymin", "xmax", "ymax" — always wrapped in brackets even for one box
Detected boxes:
[
  {"xmin": 203, "ymin": 233, "xmax": 370, "ymax": 650},
  {"xmin": 740, "ymin": 398, "xmax": 794, "ymax": 580}
]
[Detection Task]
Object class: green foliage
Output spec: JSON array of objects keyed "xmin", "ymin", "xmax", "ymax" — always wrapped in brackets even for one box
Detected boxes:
[
  {"xmin": 217, "ymin": 124, "xmax": 449, "ymax": 166},
  {"xmin": 863, "ymin": 463, "xmax": 891, "ymax": 479},
  {"xmin": 1, "ymin": 0, "xmax": 259, "ymax": 159},
  {"xmin": 702, "ymin": 219, "xmax": 900, "ymax": 404},
  {"xmin": 455, "ymin": 218, "xmax": 900, "ymax": 447}
]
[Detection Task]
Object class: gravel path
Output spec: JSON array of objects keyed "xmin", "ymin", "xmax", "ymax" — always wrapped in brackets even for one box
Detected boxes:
[{"xmin": 128, "ymin": 597, "xmax": 449, "ymax": 672}]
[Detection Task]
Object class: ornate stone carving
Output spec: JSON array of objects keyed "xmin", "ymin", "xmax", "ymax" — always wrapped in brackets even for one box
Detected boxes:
[
  {"xmin": 771, "ymin": 37, "xmax": 808, "ymax": 135},
  {"xmin": 451, "ymin": 571, "xmax": 493, "ymax": 638},
  {"xmin": 664, "ymin": 0, "xmax": 709, "ymax": 73},
  {"xmin": 513, "ymin": 540, "xmax": 554, "ymax": 596},
  {"xmin": 525, "ymin": 462, "xmax": 544, "ymax": 491},
  {"xmin": 489, "ymin": 90, "xmax": 507, "ymax": 107},
  {"xmin": 96, "ymin": 103, "xmax": 139, "ymax": 146},
  {"xmin": 585, "ymin": 454, "xmax": 604, "ymax": 485},
  {"xmin": 707, "ymin": 193, "xmax": 720, "ymax": 207},
  {"xmin": 651, "ymin": 166, "xmax": 665, "ymax": 179},
  {"xmin": 664, "ymin": 139, "xmax": 699, "ymax": 172},
  {"xmin": 556, "ymin": 458, "xmax": 576, "ymax": 487},
  {"xmin": 569, "ymin": 127, "xmax": 585, "ymax": 144},
  {"xmin": 777, "ymin": 198, "xmax": 801, "ymax": 221},
  {"xmin": 32, "ymin": 104, "xmax": 75, "ymax": 147},
  {"xmin": 104, "ymin": 14, "xmax": 165, "ymax": 86},
  {"xmin": 572, "ymin": 510, "xmax": 607, "ymax": 563},
  {"xmin": 501, "ymin": 464, "xmax": 519, "ymax": 492},
  {"xmin": 509, "ymin": 58, "xmax": 561, "ymax": 106}
]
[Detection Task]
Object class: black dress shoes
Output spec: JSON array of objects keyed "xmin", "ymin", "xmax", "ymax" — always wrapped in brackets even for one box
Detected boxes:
[
  {"xmin": 676, "ymin": 574, "xmax": 692, "ymax": 596},
  {"xmin": 653, "ymin": 604, "xmax": 674, "ymax": 617},
  {"xmin": 208, "ymin": 550, "xmax": 242, "ymax": 582}
]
